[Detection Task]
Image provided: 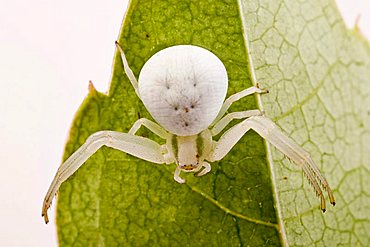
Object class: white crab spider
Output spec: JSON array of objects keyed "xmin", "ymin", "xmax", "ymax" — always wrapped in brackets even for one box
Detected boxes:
[{"xmin": 42, "ymin": 42, "xmax": 335, "ymax": 223}]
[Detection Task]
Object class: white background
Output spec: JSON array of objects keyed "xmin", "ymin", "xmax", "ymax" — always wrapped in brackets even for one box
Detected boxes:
[{"xmin": 0, "ymin": 0, "xmax": 368, "ymax": 246}]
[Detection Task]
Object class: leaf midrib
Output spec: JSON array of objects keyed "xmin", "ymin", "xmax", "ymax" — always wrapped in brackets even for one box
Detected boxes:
[{"xmin": 237, "ymin": 0, "xmax": 288, "ymax": 245}]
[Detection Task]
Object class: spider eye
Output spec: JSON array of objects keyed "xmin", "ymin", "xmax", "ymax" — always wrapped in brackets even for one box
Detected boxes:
[{"xmin": 182, "ymin": 164, "xmax": 195, "ymax": 170}]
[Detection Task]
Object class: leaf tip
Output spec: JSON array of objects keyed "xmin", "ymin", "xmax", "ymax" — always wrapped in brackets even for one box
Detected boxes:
[
  {"xmin": 354, "ymin": 14, "xmax": 362, "ymax": 31},
  {"xmin": 88, "ymin": 80, "xmax": 98, "ymax": 95}
]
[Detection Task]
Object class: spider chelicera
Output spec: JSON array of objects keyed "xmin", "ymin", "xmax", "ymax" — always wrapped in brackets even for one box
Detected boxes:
[{"xmin": 42, "ymin": 42, "xmax": 335, "ymax": 223}]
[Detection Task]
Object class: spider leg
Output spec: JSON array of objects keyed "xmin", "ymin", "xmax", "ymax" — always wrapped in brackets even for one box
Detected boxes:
[
  {"xmin": 115, "ymin": 41, "xmax": 140, "ymax": 97},
  {"xmin": 42, "ymin": 130, "xmax": 165, "ymax": 224},
  {"xmin": 173, "ymin": 162, "xmax": 211, "ymax": 183},
  {"xmin": 174, "ymin": 166, "xmax": 185, "ymax": 183},
  {"xmin": 211, "ymin": 85, "xmax": 268, "ymax": 125},
  {"xmin": 211, "ymin": 110, "xmax": 263, "ymax": 136},
  {"xmin": 194, "ymin": 162, "xmax": 211, "ymax": 177},
  {"xmin": 209, "ymin": 115, "xmax": 335, "ymax": 211},
  {"xmin": 129, "ymin": 118, "xmax": 171, "ymax": 139}
]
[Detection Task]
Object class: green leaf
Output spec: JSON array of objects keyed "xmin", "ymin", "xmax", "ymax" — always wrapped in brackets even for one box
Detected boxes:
[
  {"xmin": 239, "ymin": 0, "xmax": 370, "ymax": 245},
  {"xmin": 56, "ymin": 0, "xmax": 370, "ymax": 246}
]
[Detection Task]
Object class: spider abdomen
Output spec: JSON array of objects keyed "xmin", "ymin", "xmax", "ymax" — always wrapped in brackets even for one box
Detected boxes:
[{"xmin": 138, "ymin": 45, "xmax": 228, "ymax": 136}]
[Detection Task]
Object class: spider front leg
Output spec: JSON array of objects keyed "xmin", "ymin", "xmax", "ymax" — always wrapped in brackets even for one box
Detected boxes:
[
  {"xmin": 42, "ymin": 130, "xmax": 167, "ymax": 224},
  {"xmin": 129, "ymin": 118, "xmax": 175, "ymax": 163},
  {"xmin": 209, "ymin": 115, "xmax": 335, "ymax": 212}
]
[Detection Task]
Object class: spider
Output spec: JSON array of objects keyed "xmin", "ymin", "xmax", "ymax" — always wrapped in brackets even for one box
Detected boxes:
[{"xmin": 42, "ymin": 42, "xmax": 335, "ymax": 223}]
